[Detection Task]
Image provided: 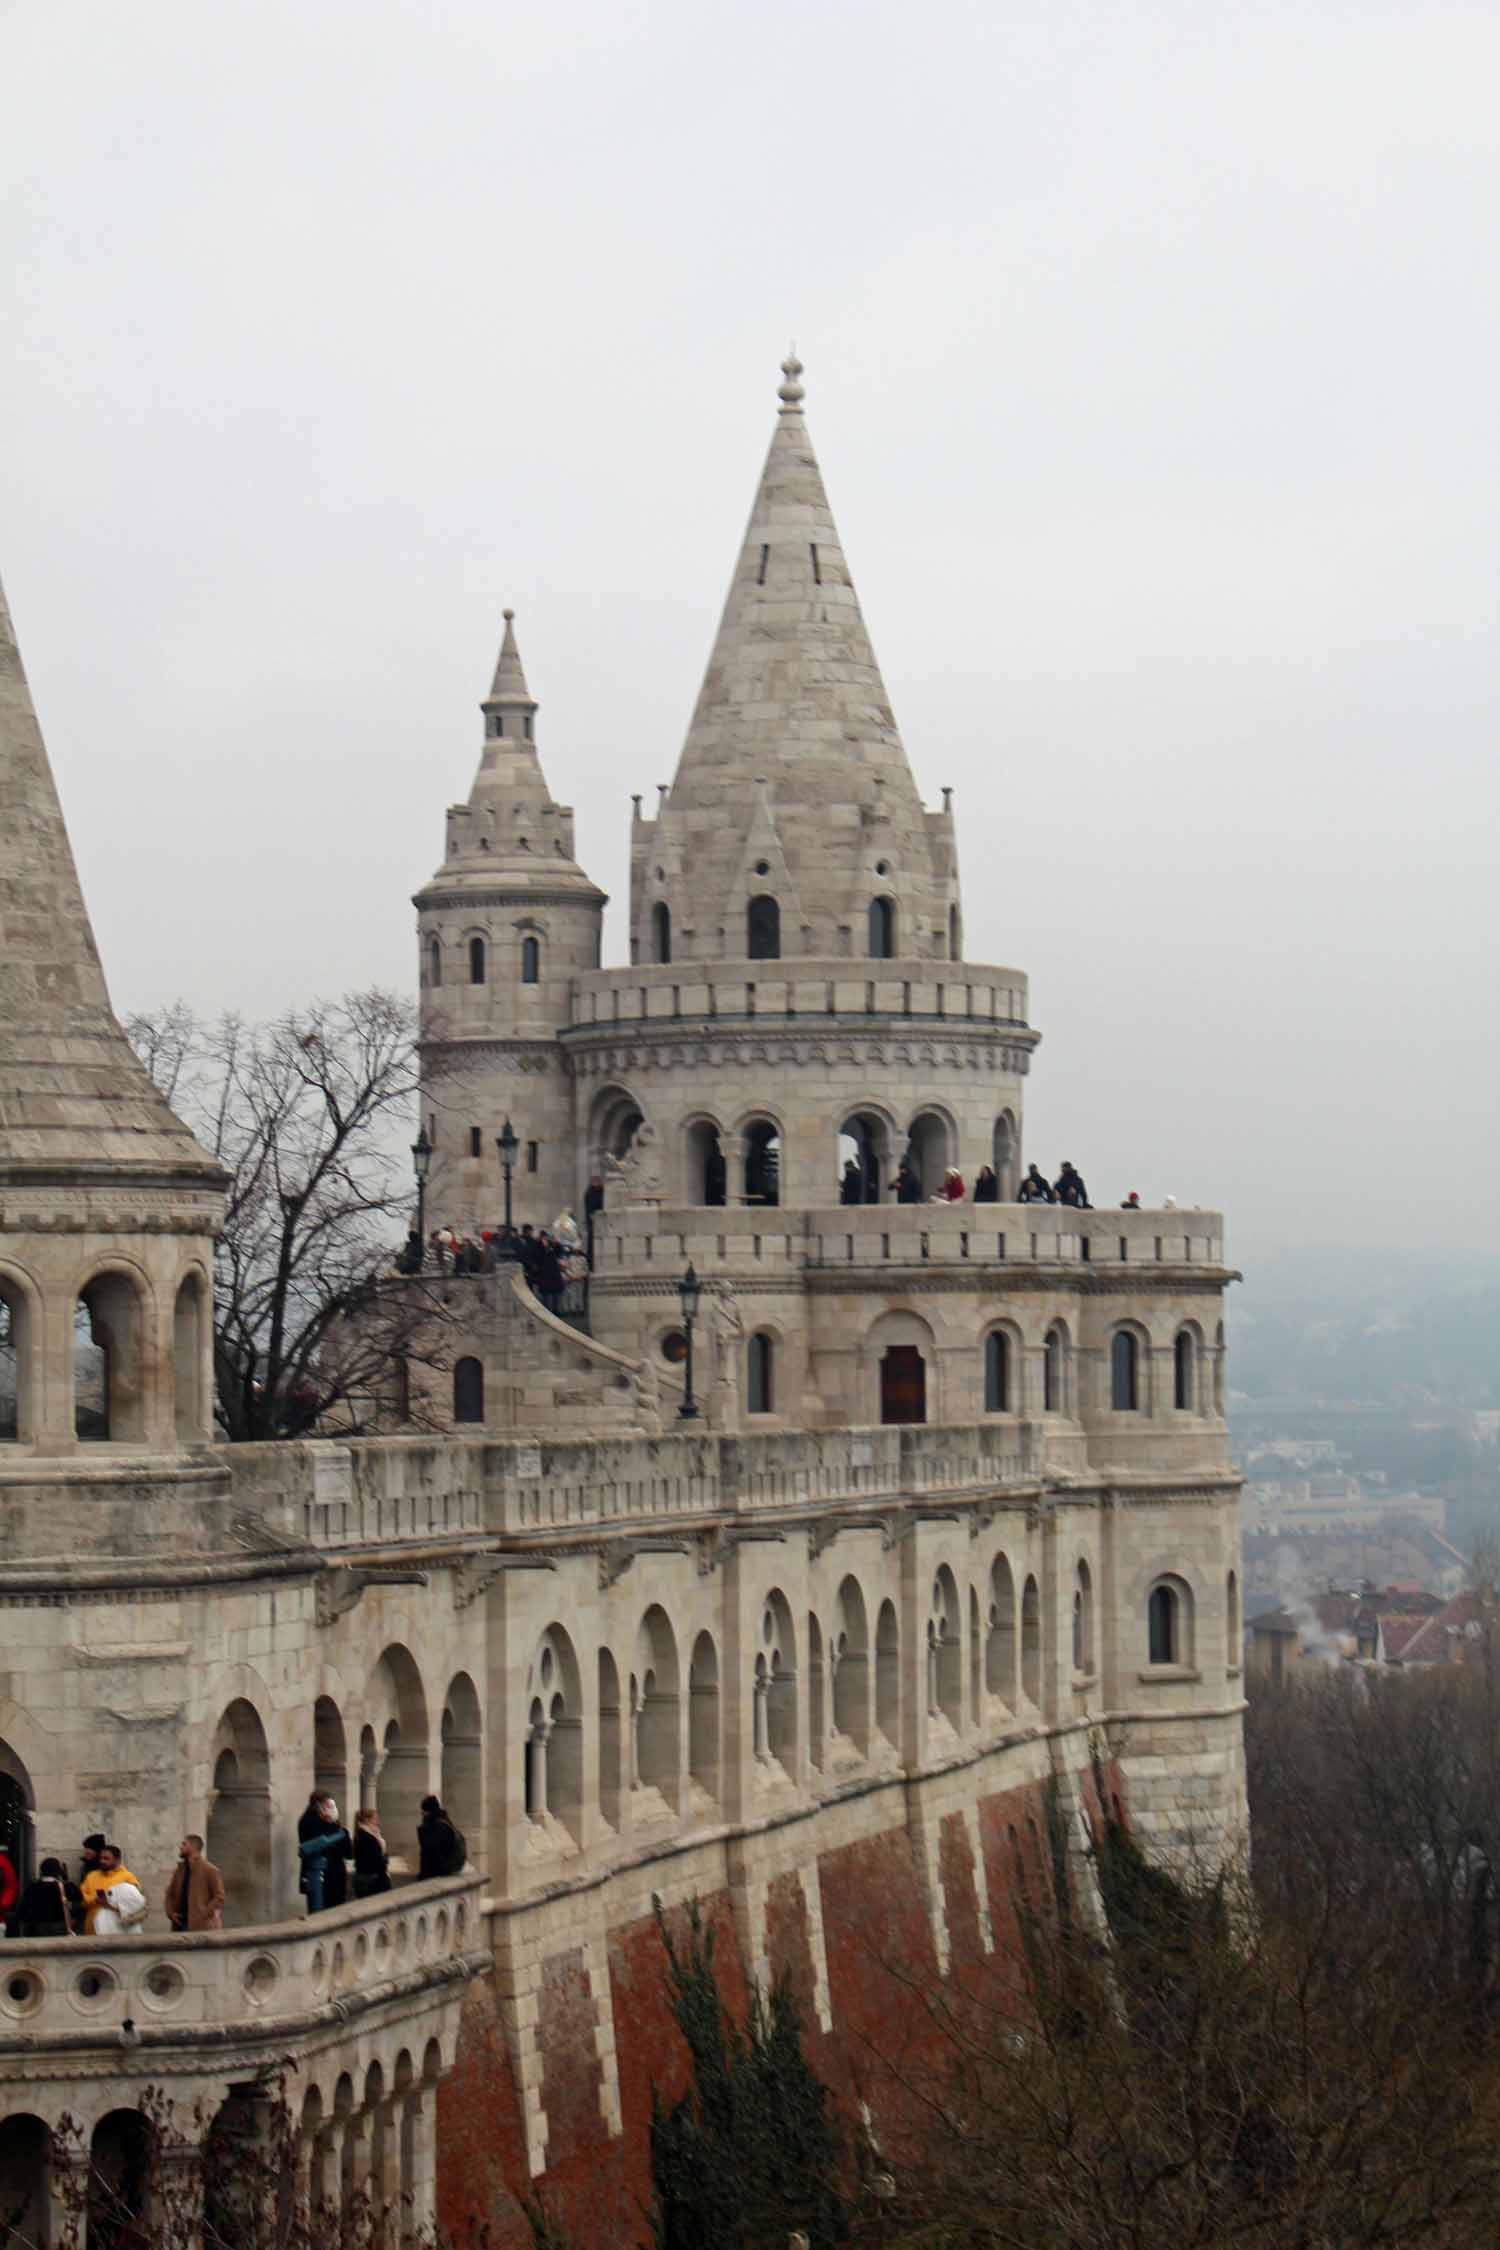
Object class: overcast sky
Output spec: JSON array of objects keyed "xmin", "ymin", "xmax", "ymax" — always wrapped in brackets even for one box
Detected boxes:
[{"xmin": 3, "ymin": 0, "xmax": 1496, "ymax": 1264}]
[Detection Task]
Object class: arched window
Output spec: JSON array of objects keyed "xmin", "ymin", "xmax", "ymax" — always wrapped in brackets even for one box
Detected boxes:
[
  {"xmin": 1174, "ymin": 1329, "xmax": 1196, "ymax": 1411},
  {"xmin": 743, "ymin": 1119, "xmax": 781, "ymax": 1206},
  {"xmin": 1073, "ymin": 1560, "xmax": 1094, "ymax": 1674},
  {"xmin": 427, "ymin": 936, "xmax": 442, "ymax": 988},
  {"xmin": 984, "ymin": 1330, "xmax": 1010, "ymax": 1413},
  {"xmin": 75, "ymin": 1274, "xmax": 146, "ymax": 1443},
  {"xmin": 652, "ymin": 902, "xmax": 671, "ymax": 964},
  {"xmin": 1148, "ymin": 1578, "xmax": 1192, "ymax": 1667},
  {"xmin": 453, "ymin": 1357, "xmax": 484, "ymax": 1423},
  {"xmin": 468, "ymin": 936, "xmax": 486, "ymax": 985},
  {"xmin": 1021, "ymin": 1575, "xmax": 1042, "ymax": 1704},
  {"xmin": 0, "ymin": 1285, "xmax": 27, "ymax": 1444},
  {"xmin": 747, "ymin": 894, "xmax": 780, "ymax": 960},
  {"xmin": 868, "ymin": 896, "xmax": 896, "ymax": 958},
  {"xmin": 1043, "ymin": 1325, "xmax": 1065, "ymax": 1413},
  {"xmin": 948, "ymin": 904, "xmax": 961, "ymax": 960},
  {"xmin": 1111, "ymin": 1329, "xmax": 1139, "ymax": 1411},
  {"xmin": 747, "ymin": 1332, "xmax": 774, "ymax": 1415},
  {"xmin": 520, "ymin": 935, "xmax": 540, "ymax": 984}
]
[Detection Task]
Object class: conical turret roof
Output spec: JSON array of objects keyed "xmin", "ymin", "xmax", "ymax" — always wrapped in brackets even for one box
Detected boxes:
[
  {"xmin": 0, "ymin": 575, "xmax": 226, "ymax": 1183},
  {"xmin": 633, "ymin": 357, "xmax": 957, "ymax": 964}
]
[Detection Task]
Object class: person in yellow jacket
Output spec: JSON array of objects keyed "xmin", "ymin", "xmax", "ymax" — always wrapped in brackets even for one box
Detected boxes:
[{"xmin": 80, "ymin": 1843, "xmax": 145, "ymax": 1933}]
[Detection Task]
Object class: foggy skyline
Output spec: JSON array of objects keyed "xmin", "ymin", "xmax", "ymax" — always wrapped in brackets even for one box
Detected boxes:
[{"xmin": 4, "ymin": 0, "xmax": 1497, "ymax": 1263}]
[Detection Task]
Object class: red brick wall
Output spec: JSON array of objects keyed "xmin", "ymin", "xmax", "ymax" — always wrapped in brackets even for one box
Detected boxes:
[{"xmin": 437, "ymin": 1774, "xmax": 1076, "ymax": 2246}]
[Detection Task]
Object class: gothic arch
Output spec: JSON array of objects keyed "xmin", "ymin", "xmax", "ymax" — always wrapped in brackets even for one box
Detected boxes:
[
  {"xmin": 688, "ymin": 1630, "xmax": 720, "ymax": 1807},
  {"xmin": 634, "ymin": 1604, "xmax": 682, "ymax": 1810},
  {"xmin": 207, "ymin": 1697, "xmax": 273, "ymax": 1924},
  {"xmin": 527, "ymin": 1625, "xmax": 584, "ymax": 1841},
  {"xmin": 755, "ymin": 1588, "xmax": 798, "ymax": 1774},
  {"xmin": 74, "ymin": 1259, "xmax": 154, "ymax": 1443},
  {"xmin": 833, "ymin": 1574, "xmax": 871, "ymax": 1753},
  {"xmin": 441, "ymin": 1671, "xmax": 482, "ymax": 1844},
  {"xmin": 0, "ymin": 1259, "xmax": 40, "ymax": 1445}
]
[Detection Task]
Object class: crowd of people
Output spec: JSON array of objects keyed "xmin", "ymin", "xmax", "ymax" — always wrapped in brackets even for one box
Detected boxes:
[
  {"xmin": 296, "ymin": 1790, "xmax": 465, "ymax": 1913},
  {"xmin": 843, "ymin": 1154, "xmax": 1110, "ymax": 1210},
  {"xmin": 395, "ymin": 1205, "xmax": 594, "ymax": 1315},
  {"xmin": 0, "ymin": 1793, "xmax": 468, "ymax": 1938}
]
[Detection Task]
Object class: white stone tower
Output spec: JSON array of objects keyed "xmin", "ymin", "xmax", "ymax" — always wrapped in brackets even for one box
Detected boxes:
[{"xmin": 415, "ymin": 609, "xmax": 606, "ymax": 1235}]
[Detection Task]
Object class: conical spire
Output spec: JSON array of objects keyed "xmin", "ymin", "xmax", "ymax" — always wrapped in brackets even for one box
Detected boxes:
[
  {"xmin": 633, "ymin": 356, "xmax": 957, "ymax": 965},
  {"xmin": 0, "ymin": 573, "xmax": 224, "ymax": 1182},
  {"xmin": 484, "ymin": 607, "xmax": 535, "ymax": 711}
]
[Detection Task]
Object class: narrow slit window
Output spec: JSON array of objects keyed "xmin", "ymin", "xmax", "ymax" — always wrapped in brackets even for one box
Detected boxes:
[
  {"xmin": 468, "ymin": 1127, "xmax": 482, "ymax": 1158},
  {"xmin": 757, "ymin": 543, "xmax": 769, "ymax": 585},
  {"xmin": 526, "ymin": 1141, "xmax": 539, "ymax": 1174},
  {"xmin": 810, "ymin": 543, "xmax": 821, "ymax": 584}
]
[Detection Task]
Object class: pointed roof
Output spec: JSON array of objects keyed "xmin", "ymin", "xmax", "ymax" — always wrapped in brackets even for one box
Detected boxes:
[
  {"xmin": 484, "ymin": 608, "xmax": 535, "ymax": 709},
  {"xmin": 636, "ymin": 356, "xmax": 953, "ymax": 963},
  {"xmin": 417, "ymin": 605, "xmax": 605, "ymax": 904},
  {"xmin": 667, "ymin": 354, "xmax": 926, "ymax": 819},
  {"xmin": 0, "ymin": 574, "xmax": 225, "ymax": 1184}
]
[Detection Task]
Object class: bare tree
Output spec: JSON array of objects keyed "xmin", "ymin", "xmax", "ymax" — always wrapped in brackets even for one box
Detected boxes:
[{"xmin": 128, "ymin": 991, "xmax": 453, "ymax": 1441}]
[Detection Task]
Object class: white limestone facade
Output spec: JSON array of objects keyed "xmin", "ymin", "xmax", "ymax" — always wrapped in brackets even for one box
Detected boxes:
[{"xmin": 0, "ymin": 357, "xmax": 1246, "ymax": 2244}]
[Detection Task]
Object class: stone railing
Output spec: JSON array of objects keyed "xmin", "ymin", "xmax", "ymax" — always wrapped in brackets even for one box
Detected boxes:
[
  {"xmin": 0, "ymin": 1875, "xmax": 484, "ymax": 2051},
  {"xmin": 225, "ymin": 1425, "xmax": 1046, "ymax": 1554},
  {"xmin": 564, "ymin": 957, "xmax": 1030, "ymax": 1033},
  {"xmin": 594, "ymin": 1202, "xmax": 1226, "ymax": 1274}
]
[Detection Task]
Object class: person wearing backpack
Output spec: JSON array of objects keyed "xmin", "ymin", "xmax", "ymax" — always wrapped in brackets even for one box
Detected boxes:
[{"xmin": 416, "ymin": 1795, "xmax": 465, "ymax": 1879}]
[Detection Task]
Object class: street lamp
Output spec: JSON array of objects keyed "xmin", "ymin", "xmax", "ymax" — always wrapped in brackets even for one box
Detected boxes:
[
  {"xmin": 496, "ymin": 1117, "xmax": 519, "ymax": 1235},
  {"xmin": 410, "ymin": 1128, "xmax": 432, "ymax": 1265},
  {"xmin": 677, "ymin": 1261, "xmax": 703, "ymax": 1421}
]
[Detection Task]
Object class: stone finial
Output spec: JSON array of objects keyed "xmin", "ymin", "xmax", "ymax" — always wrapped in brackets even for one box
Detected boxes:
[{"xmin": 777, "ymin": 351, "xmax": 805, "ymax": 413}]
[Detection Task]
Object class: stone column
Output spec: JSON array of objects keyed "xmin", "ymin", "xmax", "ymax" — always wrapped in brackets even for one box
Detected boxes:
[
  {"xmin": 342, "ymin": 2108, "xmax": 373, "ymax": 2215},
  {"xmin": 400, "ymin": 2085, "xmax": 437, "ymax": 2243}
]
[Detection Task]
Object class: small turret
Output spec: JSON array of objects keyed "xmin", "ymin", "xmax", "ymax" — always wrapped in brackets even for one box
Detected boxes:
[{"xmin": 414, "ymin": 607, "xmax": 606, "ymax": 1235}]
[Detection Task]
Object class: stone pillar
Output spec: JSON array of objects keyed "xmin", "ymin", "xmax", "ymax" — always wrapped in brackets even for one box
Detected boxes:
[
  {"xmin": 371, "ymin": 2098, "xmax": 404, "ymax": 2242},
  {"xmin": 342, "ymin": 2109, "xmax": 373, "ymax": 2213},
  {"xmin": 752, "ymin": 1666, "xmax": 770, "ymax": 1760},
  {"xmin": 400, "ymin": 2085, "xmax": 437, "ymax": 2243}
]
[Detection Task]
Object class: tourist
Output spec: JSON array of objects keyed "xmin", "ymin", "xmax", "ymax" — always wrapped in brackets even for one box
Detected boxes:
[
  {"xmin": 1018, "ymin": 1164, "xmax": 1054, "ymax": 1204},
  {"xmin": 88, "ymin": 1845, "xmax": 147, "ymax": 1934},
  {"xmin": 417, "ymin": 1795, "xmax": 465, "ymax": 1880},
  {"xmin": 396, "ymin": 1227, "xmax": 423, "ymax": 1275},
  {"xmin": 891, "ymin": 1161, "xmax": 921, "ymax": 1205},
  {"xmin": 353, "ymin": 1809, "xmax": 392, "ymax": 1898},
  {"xmin": 535, "ymin": 1232, "xmax": 565, "ymax": 1315},
  {"xmin": 840, "ymin": 1158, "xmax": 864, "ymax": 1206},
  {"xmin": 297, "ymin": 1793, "xmax": 352, "ymax": 1915},
  {"xmin": 972, "ymin": 1164, "xmax": 999, "ymax": 1203},
  {"xmin": 13, "ymin": 1858, "xmax": 79, "ymax": 1937},
  {"xmin": 1120, "ymin": 1189, "xmax": 1141, "ymax": 1210},
  {"xmin": 1054, "ymin": 1160, "xmax": 1091, "ymax": 1210},
  {"xmin": 0, "ymin": 1846, "xmax": 17, "ymax": 1932},
  {"xmin": 552, "ymin": 1209, "xmax": 582, "ymax": 1251},
  {"xmin": 79, "ymin": 1831, "xmax": 105, "ymax": 1891},
  {"xmin": 936, "ymin": 1166, "xmax": 965, "ymax": 1202},
  {"xmin": 583, "ymin": 1172, "xmax": 605, "ymax": 1264},
  {"xmin": 165, "ymin": 1834, "xmax": 225, "ymax": 1932}
]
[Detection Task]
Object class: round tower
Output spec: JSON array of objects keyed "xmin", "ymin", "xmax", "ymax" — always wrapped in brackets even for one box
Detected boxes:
[{"xmin": 415, "ymin": 610, "xmax": 606, "ymax": 1238}]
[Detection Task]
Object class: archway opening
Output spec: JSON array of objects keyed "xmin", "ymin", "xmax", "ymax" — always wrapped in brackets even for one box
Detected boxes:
[
  {"xmin": 743, "ymin": 1119, "xmax": 781, "ymax": 1206},
  {"xmin": 174, "ymin": 1271, "xmax": 207, "ymax": 1442},
  {"xmin": 453, "ymin": 1357, "xmax": 484, "ymax": 1423},
  {"xmin": 875, "ymin": 1600, "xmax": 900, "ymax": 1748},
  {"xmin": 0, "ymin": 1282, "xmax": 28, "ymax": 1443},
  {"xmin": 906, "ymin": 1111, "xmax": 950, "ymax": 1199},
  {"xmin": 807, "ymin": 1614, "xmax": 825, "ymax": 1772},
  {"xmin": 929, "ymin": 1567, "xmax": 963, "ymax": 1731},
  {"xmin": 1021, "ymin": 1576, "xmax": 1042, "ymax": 1705},
  {"xmin": 1174, "ymin": 1329, "xmax": 1196, "ymax": 1411},
  {"xmin": 598, "ymin": 1649, "xmax": 623, "ymax": 1831},
  {"xmin": 986, "ymin": 1556, "xmax": 1017, "ymax": 1709},
  {"xmin": 76, "ymin": 1273, "xmax": 146, "ymax": 1442},
  {"xmin": 652, "ymin": 901, "xmax": 672, "ymax": 964},
  {"xmin": 880, "ymin": 1345, "xmax": 926, "ymax": 1426},
  {"xmin": 0, "ymin": 1740, "xmax": 34, "ymax": 1889},
  {"xmin": 833, "ymin": 1577, "xmax": 870, "ymax": 1754},
  {"xmin": 688, "ymin": 1631, "xmax": 720, "ymax": 1808},
  {"xmin": 868, "ymin": 896, "xmax": 896, "ymax": 959},
  {"xmin": 593, "ymin": 1090, "xmax": 644, "ymax": 1177},
  {"xmin": 837, "ymin": 1111, "xmax": 886, "ymax": 1205},
  {"xmin": 372, "ymin": 1645, "xmax": 431, "ymax": 1844},
  {"xmin": 760, "ymin": 1591, "xmax": 797, "ymax": 1773},
  {"xmin": 207, "ymin": 1699, "xmax": 273, "ymax": 1924},
  {"xmin": 441, "ymin": 1672, "xmax": 482, "ymax": 1844},
  {"xmin": 0, "ymin": 2116, "xmax": 51, "ymax": 2248},
  {"xmin": 747, "ymin": 894, "xmax": 781, "ymax": 960},
  {"xmin": 88, "ymin": 2111, "xmax": 152, "ymax": 2250},
  {"xmin": 636, "ymin": 1606, "xmax": 681, "ymax": 1811},
  {"xmin": 313, "ymin": 1695, "xmax": 347, "ymax": 1813},
  {"xmin": 687, "ymin": 1119, "xmax": 726, "ymax": 1206},
  {"xmin": 528, "ymin": 1628, "xmax": 583, "ymax": 1843}
]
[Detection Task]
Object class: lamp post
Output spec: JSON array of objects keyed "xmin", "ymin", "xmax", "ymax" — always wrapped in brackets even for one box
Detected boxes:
[
  {"xmin": 496, "ymin": 1117, "xmax": 519, "ymax": 1236},
  {"xmin": 410, "ymin": 1128, "xmax": 432, "ymax": 1264},
  {"xmin": 678, "ymin": 1261, "xmax": 702, "ymax": 1421}
]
